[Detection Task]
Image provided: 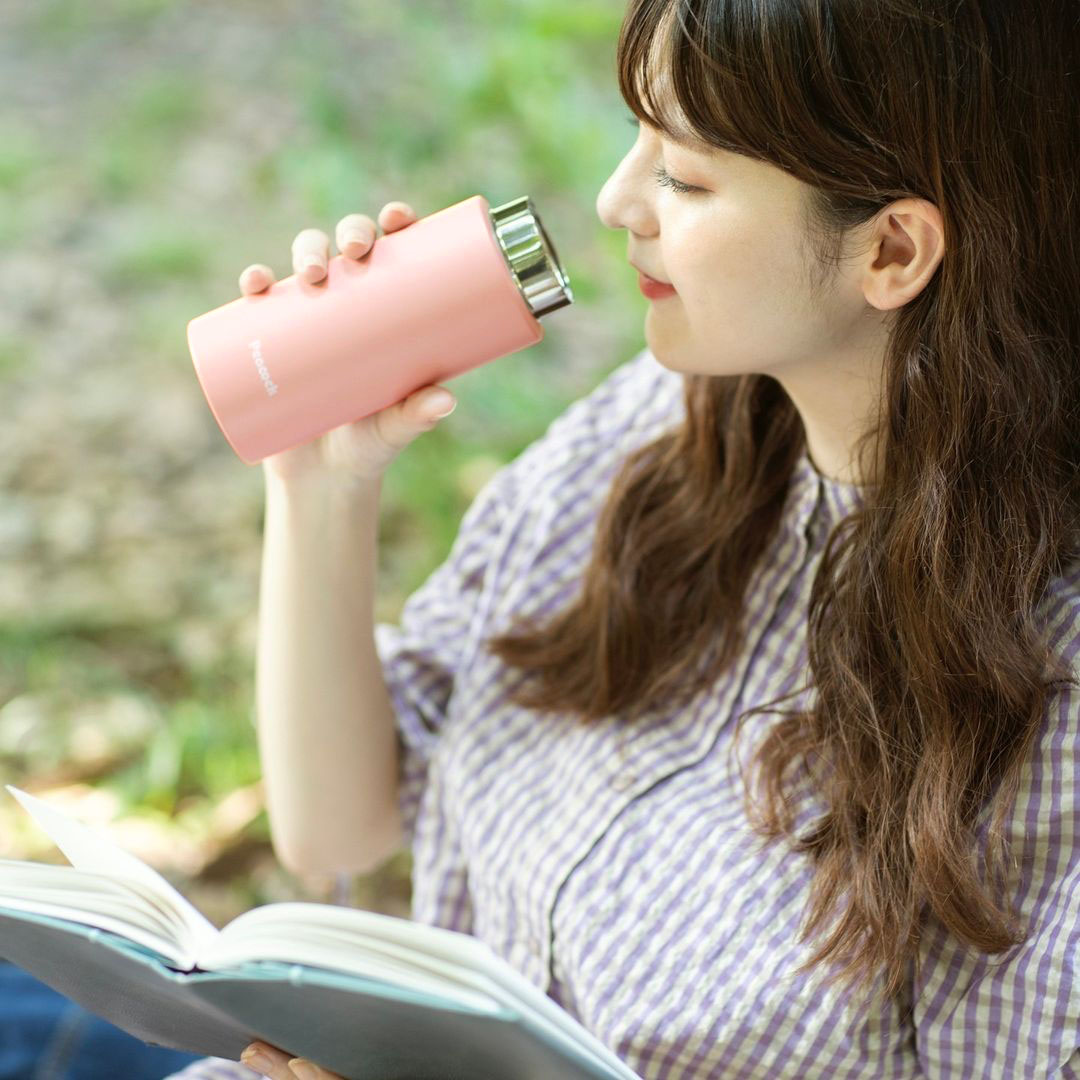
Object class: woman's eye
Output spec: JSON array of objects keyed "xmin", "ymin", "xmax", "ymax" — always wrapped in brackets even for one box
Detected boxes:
[
  {"xmin": 622, "ymin": 115, "xmax": 704, "ymax": 193},
  {"xmin": 651, "ymin": 162, "xmax": 700, "ymax": 195}
]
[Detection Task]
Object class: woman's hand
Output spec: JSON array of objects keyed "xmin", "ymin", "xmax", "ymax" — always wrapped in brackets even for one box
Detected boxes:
[
  {"xmin": 238, "ymin": 201, "xmax": 458, "ymax": 486},
  {"xmin": 240, "ymin": 1039, "xmax": 343, "ymax": 1080}
]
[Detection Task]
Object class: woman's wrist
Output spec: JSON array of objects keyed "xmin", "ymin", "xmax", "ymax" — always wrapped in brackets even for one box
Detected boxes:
[{"xmin": 262, "ymin": 463, "xmax": 383, "ymax": 500}]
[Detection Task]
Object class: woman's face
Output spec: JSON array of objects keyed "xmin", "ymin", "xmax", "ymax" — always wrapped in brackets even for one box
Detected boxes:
[{"xmin": 595, "ymin": 117, "xmax": 875, "ymax": 381}]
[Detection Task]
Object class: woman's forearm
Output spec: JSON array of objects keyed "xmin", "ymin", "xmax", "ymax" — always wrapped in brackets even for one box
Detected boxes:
[{"xmin": 255, "ymin": 471, "xmax": 403, "ymax": 876}]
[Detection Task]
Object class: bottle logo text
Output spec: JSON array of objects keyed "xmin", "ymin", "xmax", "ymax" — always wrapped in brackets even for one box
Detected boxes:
[{"xmin": 250, "ymin": 339, "xmax": 278, "ymax": 397}]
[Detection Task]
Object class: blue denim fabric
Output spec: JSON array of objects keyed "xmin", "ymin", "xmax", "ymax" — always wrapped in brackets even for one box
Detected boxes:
[{"xmin": 0, "ymin": 961, "xmax": 201, "ymax": 1080}]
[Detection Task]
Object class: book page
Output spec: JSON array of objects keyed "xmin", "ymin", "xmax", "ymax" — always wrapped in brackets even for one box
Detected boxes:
[
  {"xmin": 0, "ymin": 898, "xmax": 185, "ymax": 966},
  {"xmin": 0, "ymin": 858, "xmax": 208, "ymax": 964},
  {"xmin": 4, "ymin": 786, "xmax": 218, "ymax": 959},
  {"xmin": 0, "ymin": 860, "xmax": 181, "ymax": 941},
  {"xmin": 202, "ymin": 924, "xmax": 503, "ymax": 1015},
  {"xmin": 214, "ymin": 902, "xmax": 641, "ymax": 1080}
]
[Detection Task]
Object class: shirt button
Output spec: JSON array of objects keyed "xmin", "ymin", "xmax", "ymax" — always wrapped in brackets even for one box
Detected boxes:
[
  {"xmin": 529, "ymin": 935, "xmax": 543, "ymax": 956},
  {"xmin": 611, "ymin": 770, "xmax": 636, "ymax": 791}
]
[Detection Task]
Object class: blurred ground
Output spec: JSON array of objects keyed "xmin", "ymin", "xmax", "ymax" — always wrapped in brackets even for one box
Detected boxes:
[{"xmin": 0, "ymin": 0, "xmax": 645, "ymax": 925}]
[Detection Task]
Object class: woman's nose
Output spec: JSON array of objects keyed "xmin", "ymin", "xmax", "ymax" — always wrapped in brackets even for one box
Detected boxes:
[
  {"xmin": 595, "ymin": 172, "xmax": 621, "ymax": 230},
  {"xmin": 595, "ymin": 161, "xmax": 656, "ymax": 237}
]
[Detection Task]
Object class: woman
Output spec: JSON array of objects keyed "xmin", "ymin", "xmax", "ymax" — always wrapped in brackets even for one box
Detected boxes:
[{"xmin": 165, "ymin": 0, "xmax": 1080, "ymax": 1076}]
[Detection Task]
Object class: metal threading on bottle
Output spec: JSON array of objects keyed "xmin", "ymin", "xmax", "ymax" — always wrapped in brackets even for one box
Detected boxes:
[{"xmin": 489, "ymin": 196, "xmax": 574, "ymax": 318}]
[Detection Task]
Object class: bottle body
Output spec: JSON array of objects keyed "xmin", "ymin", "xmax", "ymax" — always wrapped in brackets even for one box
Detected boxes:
[{"xmin": 186, "ymin": 194, "xmax": 571, "ymax": 465}]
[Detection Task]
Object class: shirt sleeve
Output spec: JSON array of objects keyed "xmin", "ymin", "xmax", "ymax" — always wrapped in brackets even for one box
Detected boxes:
[
  {"xmin": 373, "ymin": 346, "xmax": 672, "ymax": 847},
  {"xmin": 911, "ymin": 668, "xmax": 1080, "ymax": 1078},
  {"xmin": 373, "ymin": 463, "xmax": 512, "ymax": 848}
]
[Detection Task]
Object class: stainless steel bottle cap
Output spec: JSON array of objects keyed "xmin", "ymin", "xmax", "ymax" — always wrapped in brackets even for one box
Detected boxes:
[{"xmin": 489, "ymin": 195, "xmax": 574, "ymax": 318}]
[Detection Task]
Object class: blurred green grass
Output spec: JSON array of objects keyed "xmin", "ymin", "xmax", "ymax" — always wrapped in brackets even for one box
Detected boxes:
[{"xmin": 0, "ymin": 0, "xmax": 647, "ymax": 916}]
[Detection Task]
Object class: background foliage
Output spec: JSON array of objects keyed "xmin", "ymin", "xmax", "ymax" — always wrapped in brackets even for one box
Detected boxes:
[{"xmin": 0, "ymin": 0, "xmax": 647, "ymax": 923}]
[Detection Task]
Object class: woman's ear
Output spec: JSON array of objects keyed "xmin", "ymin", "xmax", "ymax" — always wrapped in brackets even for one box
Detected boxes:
[{"xmin": 861, "ymin": 197, "xmax": 945, "ymax": 311}]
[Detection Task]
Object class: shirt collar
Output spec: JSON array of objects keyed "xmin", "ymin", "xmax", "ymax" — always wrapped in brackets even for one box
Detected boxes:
[{"xmin": 784, "ymin": 444, "xmax": 869, "ymax": 546}]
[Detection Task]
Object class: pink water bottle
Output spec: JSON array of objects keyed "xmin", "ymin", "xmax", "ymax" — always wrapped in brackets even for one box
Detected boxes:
[{"xmin": 186, "ymin": 194, "xmax": 573, "ymax": 465}]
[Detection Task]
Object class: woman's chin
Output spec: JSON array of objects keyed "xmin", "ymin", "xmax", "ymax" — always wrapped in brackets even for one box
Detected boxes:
[{"xmin": 644, "ymin": 322, "xmax": 710, "ymax": 376}]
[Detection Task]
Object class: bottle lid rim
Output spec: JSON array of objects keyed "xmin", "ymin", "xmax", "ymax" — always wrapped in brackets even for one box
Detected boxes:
[{"xmin": 489, "ymin": 196, "xmax": 574, "ymax": 318}]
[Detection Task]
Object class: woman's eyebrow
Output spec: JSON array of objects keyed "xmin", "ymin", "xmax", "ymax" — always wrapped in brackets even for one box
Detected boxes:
[
  {"xmin": 639, "ymin": 105, "xmax": 714, "ymax": 153},
  {"xmin": 641, "ymin": 70, "xmax": 714, "ymax": 151},
  {"xmin": 664, "ymin": 128, "xmax": 712, "ymax": 151},
  {"xmin": 638, "ymin": 114, "xmax": 706, "ymax": 151},
  {"xmin": 655, "ymin": 117, "xmax": 738, "ymax": 161}
]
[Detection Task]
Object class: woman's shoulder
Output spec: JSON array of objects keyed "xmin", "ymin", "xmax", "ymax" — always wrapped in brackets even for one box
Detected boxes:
[
  {"xmin": 1037, "ymin": 560, "xmax": 1080, "ymax": 668},
  {"xmin": 1032, "ymin": 562, "xmax": 1080, "ymax": 743}
]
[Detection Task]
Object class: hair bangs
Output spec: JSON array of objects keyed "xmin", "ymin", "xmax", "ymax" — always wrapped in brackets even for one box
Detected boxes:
[{"xmin": 616, "ymin": 0, "xmax": 877, "ymax": 175}]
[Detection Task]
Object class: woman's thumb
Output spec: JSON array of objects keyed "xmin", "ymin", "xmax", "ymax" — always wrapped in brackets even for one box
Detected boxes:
[
  {"xmin": 373, "ymin": 385, "xmax": 457, "ymax": 452},
  {"xmin": 414, "ymin": 386, "xmax": 457, "ymax": 423}
]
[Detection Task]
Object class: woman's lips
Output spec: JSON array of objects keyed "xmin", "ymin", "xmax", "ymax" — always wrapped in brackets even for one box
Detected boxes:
[{"xmin": 637, "ymin": 271, "xmax": 677, "ymax": 299}]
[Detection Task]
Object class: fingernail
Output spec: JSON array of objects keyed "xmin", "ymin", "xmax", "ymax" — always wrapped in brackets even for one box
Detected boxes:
[
  {"xmin": 341, "ymin": 228, "xmax": 373, "ymax": 252},
  {"xmin": 240, "ymin": 1047, "xmax": 272, "ymax": 1072},
  {"xmin": 301, "ymin": 255, "xmax": 325, "ymax": 276},
  {"xmin": 427, "ymin": 392, "xmax": 456, "ymax": 418},
  {"xmin": 289, "ymin": 1059, "xmax": 318, "ymax": 1080}
]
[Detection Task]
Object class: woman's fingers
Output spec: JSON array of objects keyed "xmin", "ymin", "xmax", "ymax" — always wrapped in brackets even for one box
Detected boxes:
[
  {"xmin": 239, "ymin": 263, "xmax": 275, "ymax": 295},
  {"xmin": 285, "ymin": 1059, "xmax": 343, "ymax": 1080},
  {"xmin": 377, "ymin": 200, "xmax": 417, "ymax": 233},
  {"xmin": 241, "ymin": 1041, "xmax": 344, "ymax": 1079},
  {"xmin": 292, "ymin": 227, "xmax": 331, "ymax": 283},
  {"xmin": 333, "ymin": 203, "xmax": 415, "ymax": 259},
  {"xmin": 240, "ymin": 202, "xmax": 417, "ymax": 296},
  {"xmin": 240, "ymin": 1040, "xmax": 294, "ymax": 1077},
  {"xmin": 334, "ymin": 213, "xmax": 377, "ymax": 259}
]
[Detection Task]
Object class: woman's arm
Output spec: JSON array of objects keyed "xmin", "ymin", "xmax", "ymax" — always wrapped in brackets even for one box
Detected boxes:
[
  {"xmin": 256, "ymin": 471, "xmax": 403, "ymax": 876},
  {"xmin": 241, "ymin": 202, "xmax": 456, "ymax": 878}
]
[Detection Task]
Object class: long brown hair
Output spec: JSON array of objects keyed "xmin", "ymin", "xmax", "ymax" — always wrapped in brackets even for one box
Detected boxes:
[{"xmin": 485, "ymin": 0, "xmax": 1080, "ymax": 1005}]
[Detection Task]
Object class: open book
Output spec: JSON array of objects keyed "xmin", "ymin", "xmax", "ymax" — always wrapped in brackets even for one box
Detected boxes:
[{"xmin": 0, "ymin": 786, "xmax": 642, "ymax": 1080}]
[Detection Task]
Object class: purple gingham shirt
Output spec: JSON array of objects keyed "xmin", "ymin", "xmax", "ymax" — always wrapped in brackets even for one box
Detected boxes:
[{"xmin": 169, "ymin": 347, "xmax": 1080, "ymax": 1079}]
